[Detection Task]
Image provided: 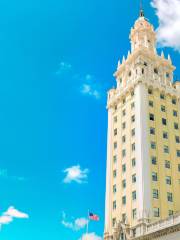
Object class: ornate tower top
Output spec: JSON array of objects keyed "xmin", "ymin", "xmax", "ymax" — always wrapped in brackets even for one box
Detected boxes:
[{"xmin": 130, "ymin": 14, "xmax": 156, "ymax": 53}]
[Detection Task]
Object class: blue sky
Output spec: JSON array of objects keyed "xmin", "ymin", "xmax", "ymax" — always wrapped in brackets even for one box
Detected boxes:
[{"xmin": 0, "ymin": 0, "xmax": 180, "ymax": 239}]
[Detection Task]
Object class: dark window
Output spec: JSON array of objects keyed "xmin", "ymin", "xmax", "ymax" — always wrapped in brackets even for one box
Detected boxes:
[
  {"xmin": 174, "ymin": 123, "xmax": 179, "ymax": 130},
  {"xmin": 160, "ymin": 93, "xmax": 165, "ymax": 99},
  {"xmin": 163, "ymin": 132, "xmax": 168, "ymax": 139},
  {"xmin": 150, "ymin": 127, "xmax": 155, "ymax": 135},
  {"xmin": 149, "ymin": 101, "xmax": 153, "ymax": 107},
  {"xmin": 173, "ymin": 110, "xmax": 177, "ymax": 117},
  {"xmin": 148, "ymin": 89, "xmax": 153, "ymax": 94},
  {"xmin": 165, "ymin": 160, "xmax": 170, "ymax": 169},
  {"xmin": 132, "ymin": 191, "xmax": 136, "ymax": 200},
  {"xmin": 153, "ymin": 189, "xmax": 159, "ymax": 199},
  {"xmin": 172, "ymin": 98, "xmax": 177, "ymax": 105},
  {"xmin": 132, "ymin": 158, "xmax": 136, "ymax": 167},
  {"xmin": 152, "ymin": 172, "xmax": 158, "ymax": 181},
  {"xmin": 167, "ymin": 192, "xmax": 173, "ymax": 202},
  {"xmin": 114, "ymin": 128, "xmax": 117, "ymax": 136},
  {"xmin": 175, "ymin": 136, "xmax": 180, "ymax": 143},
  {"xmin": 161, "ymin": 105, "xmax": 166, "ymax": 112},
  {"xmin": 150, "ymin": 114, "xmax": 155, "ymax": 121},
  {"xmin": 154, "ymin": 68, "xmax": 158, "ymax": 74},
  {"xmin": 132, "ymin": 174, "xmax": 136, "ymax": 183},
  {"xmin": 177, "ymin": 150, "xmax": 180, "ymax": 157},
  {"xmin": 132, "ymin": 128, "xmax": 135, "ymax": 136},
  {"xmin": 162, "ymin": 118, "xmax": 167, "ymax": 125},
  {"xmin": 152, "ymin": 156, "xmax": 157, "ymax": 165},
  {"xmin": 122, "ymin": 196, "xmax": 126, "ymax": 205}
]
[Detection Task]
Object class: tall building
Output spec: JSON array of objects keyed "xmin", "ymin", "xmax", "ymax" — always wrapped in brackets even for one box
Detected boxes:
[{"xmin": 104, "ymin": 8, "xmax": 180, "ymax": 240}]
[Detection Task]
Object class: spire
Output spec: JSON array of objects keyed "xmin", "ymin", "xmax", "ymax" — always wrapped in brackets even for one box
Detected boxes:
[{"xmin": 139, "ymin": 0, "xmax": 144, "ymax": 17}]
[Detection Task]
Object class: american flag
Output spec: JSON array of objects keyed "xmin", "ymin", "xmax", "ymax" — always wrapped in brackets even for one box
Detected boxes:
[{"xmin": 89, "ymin": 212, "xmax": 100, "ymax": 221}]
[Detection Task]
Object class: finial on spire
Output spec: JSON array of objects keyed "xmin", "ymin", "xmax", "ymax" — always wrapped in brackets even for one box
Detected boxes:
[{"xmin": 140, "ymin": 0, "xmax": 144, "ymax": 17}]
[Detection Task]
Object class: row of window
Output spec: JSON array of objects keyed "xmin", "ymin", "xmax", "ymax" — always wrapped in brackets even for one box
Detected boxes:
[
  {"xmin": 152, "ymin": 189, "xmax": 173, "ymax": 201},
  {"xmin": 150, "ymin": 142, "xmax": 180, "ymax": 156},
  {"xmin": 114, "ymin": 95, "xmax": 134, "ymax": 110},
  {"xmin": 148, "ymin": 91, "xmax": 177, "ymax": 105},
  {"xmin": 149, "ymin": 101, "xmax": 178, "ymax": 116},
  {"xmin": 150, "ymin": 128, "xmax": 180, "ymax": 143},
  {"xmin": 149, "ymin": 114, "xmax": 179, "ymax": 129},
  {"xmin": 112, "ymin": 208, "xmax": 174, "ymax": 227}
]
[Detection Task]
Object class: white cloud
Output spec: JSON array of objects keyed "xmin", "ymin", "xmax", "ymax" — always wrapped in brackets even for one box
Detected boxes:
[
  {"xmin": 61, "ymin": 212, "xmax": 88, "ymax": 231},
  {"xmin": 0, "ymin": 206, "xmax": 29, "ymax": 230},
  {"xmin": 80, "ymin": 232, "xmax": 102, "ymax": 240},
  {"xmin": 4, "ymin": 206, "xmax": 29, "ymax": 219},
  {"xmin": 56, "ymin": 61, "xmax": 72, "ymax": 75},
  {"xmin": 63, "ymin": 165, "xmax": 89, "ymax": 184},
  {"xmin": 151, "ymin": 0, "xmax": 180, "ymax": 51},
  {"xmin": 0, "ymin": 215, "xmax": 13, "ymax": 225},
  {"xmin": 80, "ymin": 74, "xmax": 101, "ymax": 99}
]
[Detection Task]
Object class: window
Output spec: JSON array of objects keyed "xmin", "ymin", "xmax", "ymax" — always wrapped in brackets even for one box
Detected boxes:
[
  {"xmin": 175, "ymin": 136, "xmax": 180, "ymax": 143},
  {"xmin": 150, "ymin": 127, "xmax": 155, "ymax": 135},
  {"xmin": 122, "ymin": 196, "xmax": 126, "ymax": 205},
  {"xmin": 132, "ymin": 229, "xmax": 136, "ymax": 238},
  {"xmin": 167, "ymin": 192, "xmax": 173, "ymax": 202},
  {"xmin": 144, "ymin": 62, "xmax": 147, "ymax": 66},
  {"xmin": 122, "ymin": 214, "xmax": 126, "ymax": 223},
  {"xmin": 162, "ymin": 118, "xmax": 167, "ymax": 125},
  {"xmin": 129, "ymin": 71, "xmax": 132, "ymax": 77},
  {"xmin": 131, "ymin": 115, "xmax": 135, "ymax": 122},
  {"xmin": 152, "ymin": 172, "xmax": 158, "ymax": 181},
  {"xmin": 153, "ymin": 189, "xmax": 159, "ymax": 199},
  {"xmin": 142, "ymin": 68, "xmax": 144, "ymax": 74},
  {"xmin": 164, "ymin": 145, "xmax": 169, "ymax": 153},
  {"xmin": 166, "ymin": 176, "xmax": 171, "ymax": 185},
  {"xmin": 178, "ymin": 164, "xmax": 180, "ymax": 172},
  {"xmin": 113, "ymin": 185, "xmax": 117, "ymax": 193},
  {"xmin": 122, "ymin": 135, "xmax": 126, "ymax": 143},
  {"xmin": 132, "ymin": 209, "xmax": 137, "ymax": 219},
  {"xmin": 154, "ymin": 68, "xmax": 158, "ymax": 74},
  {"xmin": 148, "ymin": 89, "xmax": 153, "ymax": 94},
  {"xmin": 177, "ymin": 150, "xmax": 180, "ymax": 157},
  {"xmin": 149, "ymin": 101, "xmax": 153, "ymax": 107},
  {"xmin": 114, "ymin": 116, "xmax": 117, "ymax": 123},
  {"xmin": 166, "ymin": 73, "xmax": 170, "ymax": 78},
  {"xmin": 120, "ymin": 78, "xmax": 122, "ymax": 84},
  {"xmin": 132, "ymin": 143, "xmax": 135, "ymax": 151},
  {"xmin": 113, "ymin": 201, "xmax": 116, "ymax": 210},
  {"xmin": 172, "ymin": 98, "xmax": 177, "ymax": 105},
  {"xmin": 122, "ymin": 109, "xmax": 126, "ymax": 116},
  {"xmin": 122, "ymin": 122, "xmax": 126, "ymax": 129},
  {"xmin": 113, "ymin": 155, "xmax": 117, "ymax": 164},
  {"xmin": 132, "ymin": 191, "xmax": 136, "ymax": 200},
  {"xmin": 114, "ymin": 128, "xmax": 117, "ymax": 136},
  {"xmin": 114, "ymin": 142, "xmax": 117, "ymax": 149},
  {"xmin": 169, "ymin": 210, "xmax": 173, "ymax": 216},
  {"xmin": 112, "ymin": 218, "xmax": 116, "ymax": 227},
  {"xmin": 154, "ymin": 208, "xmax": 160, "ymax": 217},
  {"xmin": 122, "ymin": 149, "xmax": 126, "ymax": 157},
  {"xmin": 173, "ymin": 110, "xmax": 177, "ymax": 117},
  {"xmin": 132, "ymin": 158, "xmax": 136, "ymax": 167},
  {"xmin": 174, "ymin": 123, "xmax": 179, "ymax": 130},
  {"xmin": 115, "ymin": 105, "xmax": 117, "ymax": 110},
  {"xmin": 123, "ymin": 98, "xmax": 126, "ymax": 104},
  {"xmin": 160, "ymin": 93, "xmax": 165, "ymax": 99},
  {"xmin": 113, "ymin": 170, "xmax": 117, "ymax": 178},
  {"xmin": 165, "ymin": 160, "xmax": 170, "ymax": 169},
  {"xmin": 122, "ymin": 179, "xmax": 126, "ymax": 189},
  {"xmin": 122, "ymin": 164, "xmax": 126, "ymax": 173},
  {"xmin": 161, "ymin": 105, "xmax": 166, "ymax": 112},
  {"xmin": 131, "ymin": 102, "xmax": 135, "ymax": 109},
  {"xmin": 131, "ymin": 91, "xmax": 134, "ymax": 97},
  {"xmin": 151, "ymin": 156, "xmax": 157, "ymax": 165},
  {"xmin": 132, "ymin": 174, "xmax": 136, "ymax": 183},
  {"xmin": 132, "ymin": 128, "xmax": 135, "ymax": 136},
  {"xmin": 151, "ymin": 141, "xmax": 156, "ymax": 149},
  {"xmin": 150, "ymin": 113, "xmax": 155, "ymax": 121},
  {"xmin": 163, "ymin": 132, "xmax": 168, "ymax": 139}
]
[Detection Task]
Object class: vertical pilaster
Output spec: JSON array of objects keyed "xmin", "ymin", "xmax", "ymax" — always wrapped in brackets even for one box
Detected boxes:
[{"xmin": 135, "ymin": 83, "xmax": 152, "ymax": 220}]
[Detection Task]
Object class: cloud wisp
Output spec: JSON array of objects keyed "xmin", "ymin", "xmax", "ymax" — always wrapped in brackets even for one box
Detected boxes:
[
  {"xmin": 0, "ymin": 168, "xmax": 26, "ymax": 182},
  {"xmin": 0, "ymin": 206, "xmax": 29, "ymax": 230},
  {"xmin": 63, "ymin": 165, "xmax": 89, "ymax": 184},
  {"xmin": 151, "ymin": 0, "xmax": 180, "ymax": 52},
  {"xmin": 56, "ymin": 61, "xmax": 72, "ymax": 75},
  {"xmin": 61, "ymin": 212, "xmax": 88, "ymax": 231},
  {"xmin": 80, "ymin": 74, "xmax": 101, "ymax": 100},
  {"xmin": 80, "ymin": 232, "xmax": 102, "ymax": 240}
]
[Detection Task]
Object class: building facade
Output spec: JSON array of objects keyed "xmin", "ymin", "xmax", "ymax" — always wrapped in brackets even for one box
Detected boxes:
[{"xmin": 104, "ymin": 10, "xmax": 180, "ymax": 240}]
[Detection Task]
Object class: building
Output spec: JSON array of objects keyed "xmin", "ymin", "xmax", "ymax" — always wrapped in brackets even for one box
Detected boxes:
[{"xmin": 104, "ymin": 8, "xmax": 180, "ymax": 240}]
